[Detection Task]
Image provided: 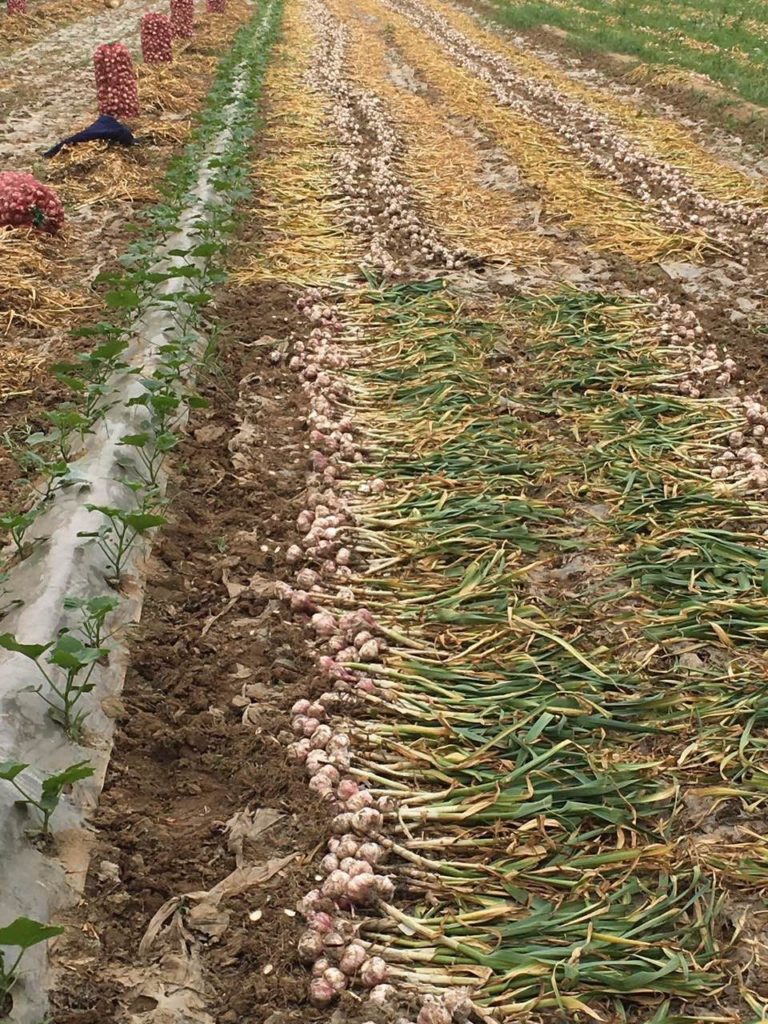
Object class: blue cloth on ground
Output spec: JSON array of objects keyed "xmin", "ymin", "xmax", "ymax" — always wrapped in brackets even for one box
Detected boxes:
[{"xmin": 43, "ymin": 115, "xmax": 137, "ymax": 158}]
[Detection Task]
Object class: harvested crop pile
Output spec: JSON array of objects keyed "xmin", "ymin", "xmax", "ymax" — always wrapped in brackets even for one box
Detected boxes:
[
  {"xmin": 0, "ymin": 172, "xmax": 64, "ymax": 233},
  {"xmin": 93, "ymin": 41, "xmax": 140, "ymax": 118}
]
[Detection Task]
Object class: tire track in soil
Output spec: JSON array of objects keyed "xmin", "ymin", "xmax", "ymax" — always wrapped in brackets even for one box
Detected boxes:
[{"xmin": 50, "ymin": 277, "xmax": 328, "ymax": 1024}]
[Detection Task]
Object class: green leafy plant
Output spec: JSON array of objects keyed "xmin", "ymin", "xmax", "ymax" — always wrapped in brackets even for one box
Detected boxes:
[
  {"xmin": 54, "ymin": 331, "xmax": 132, "ymax": 421},
  {"xmin": 0, "ymin": 633, "xmax": 107, "ymax": 739},
  {"xmin": 126, "ymin": 381, "xmax": 184, "ymax": 433},
  {"xmin": 80, "ymin": 505, "xmax": 167, "ymax": 581},
  {"xmin": 26, "ymin": 405, "xmax": 92, "ymax": 462},
  {"xmin": 0, "ymin": 761, "xmax": 94, "ymax": 836},
  {"xmin": 0, "ymin": 917, "xmax": 64, "ymax": 1003},
  {"xmin": 62, "ymin": 594, "xmax": 120, "ymax": 647},
  {"xmin": 1, "ymin": 430, "xmax": 69, "ymax": 500},
  {"xmin": 118, "ymin": 430, "xmax": 179, "ymax": 488},
  {"xmin": 0, "ymin": 508, "xmax": 41, "ymax": 558},
  {"xmin": 154, "ymin": 339, "xmax": 195, "ymax": 381}
]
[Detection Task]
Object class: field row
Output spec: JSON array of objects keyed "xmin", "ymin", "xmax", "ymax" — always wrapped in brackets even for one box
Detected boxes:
[
  {"xmin": 3, "ymin": 0, "xmax": 768, "ymax": 1020},
  {"xmin": 480, "ymin": 0, "xmax": 768, "ymax": 107}
]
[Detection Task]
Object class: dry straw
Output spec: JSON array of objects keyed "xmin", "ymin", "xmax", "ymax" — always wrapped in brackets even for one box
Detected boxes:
[
  {"xmin": 337, "ymin": 0, "xmax": 550, "ymax": 267},
  {"xmin": 430, "ymin": 0, "xmax": 768, "ymax": 207},
  {"xmin": 0, "ymin": 230, "xmax": 91, "ymax": 336},
  {"xmin": 0, "ymin": 0, "xmax": 104, "ymax": 55},
  {"xmin": 234, "ymin": 3, "xmax": 357, "ymax": 285},
  {"xmin": 349, "ymin": 0, "xmax": 709, "ymax": 262}
]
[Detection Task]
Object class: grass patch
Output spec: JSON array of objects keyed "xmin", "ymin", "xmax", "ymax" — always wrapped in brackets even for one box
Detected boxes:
[{"xmin": 485, "ymin": 0, "xmax": 768, "ymax": 107}]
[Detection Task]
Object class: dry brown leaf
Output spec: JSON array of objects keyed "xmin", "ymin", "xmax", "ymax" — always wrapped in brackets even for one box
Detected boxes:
[
  {"xmin": 225, "ymin": 808, "xmax": 284, "ymax": 867},
  {"xmin": 139, "ymin": 855, "xmax": 294, "ymax": 958},
  {"xmin": 186, "ymin": 903, "xmax": 230, "ymax": 940}
]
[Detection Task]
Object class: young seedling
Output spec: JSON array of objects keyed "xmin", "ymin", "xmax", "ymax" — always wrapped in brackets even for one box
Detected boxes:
[
  {"xmin": 165, "ymin": 287, "xmax": 216, "ymax": 335},
  {"xmin": 1, "ymin": 428, "xmax": 73, "ymax": 501},
  {"xmin": 0, "ymin": 917, "xmax": 64, "ymax": 1003},
  {"xmin": 127, "ymin": 381, "xmax": 184, "ymax": 433},
  {"xmin": 0, "ymin": 633, "xmax": 107, "ymax": 739},
  {"xmin": 1, "ymin": 429, "xmax": 62, "ymax": 495},
  {"xmin": 27, "ymin": 404, "xmax": 91, "ymax": 462},
  {"xmin": 79, "ymin": 505, "xmax": 167, "ymax": 582},
  {"xmin": 0, "ymin": 508, "xmax": 41, "ymax": 559},
  {"xmin": 153, "ymin": 339, "xmax": 196, "ymax": 383},
  {"xmin": 62, "ymin": 594, "xmax": 120, "ymax": 647},
  {"xmin": 142, "ymin": 203, "xmax": 180, "ymax": 238},
  {"xmin": 71, "ymin": 331, "xmax": 129, "ymax": 368},
  {"xmin": 97, "ymin": 266, "xmax": 165, "ymax": 306},
  {"xmin": 118, "ymin": 431, "xmax": 179, "ymax": 488},
  {"xmin": 0, "ymin": 761, "xmax": 94, "ymax": 836},
  {"xmin": 54, "ymin": 331, "xmax": 132, "ymax": 421},
  {"xmin": 150, "ymin": 255, "xmax": 222, "ymax": 326}
]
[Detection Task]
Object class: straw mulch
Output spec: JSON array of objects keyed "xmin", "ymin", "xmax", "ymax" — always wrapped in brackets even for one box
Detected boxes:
[
  {"xmin": 0, "ymin": 228, "xmax": 92, "ymax": 336},
  {"xmin": 236, "ymin": 3, "xmax": 359, "ymax": 286},
  {"xmin": 0, "ymin": 0, "xmax": 105, "ymax": 56}
]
